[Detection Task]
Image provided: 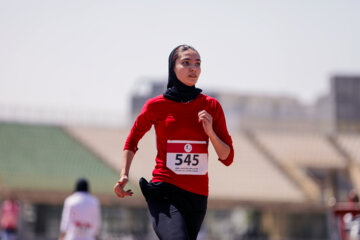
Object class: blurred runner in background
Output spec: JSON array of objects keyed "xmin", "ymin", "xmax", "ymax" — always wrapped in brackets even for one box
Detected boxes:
[
  {"xmin": 0, "ymin": 193, "xmax": 20, "ymax": 240},
  {"xmin": 59, "ymin": 178, "xmax": 101, "ymax": 240}
]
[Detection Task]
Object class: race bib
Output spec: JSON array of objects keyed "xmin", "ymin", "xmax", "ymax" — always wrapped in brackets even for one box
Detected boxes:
[{"xmin": 166, "ymin": 140, "xmax": 208, "ymax": 175}]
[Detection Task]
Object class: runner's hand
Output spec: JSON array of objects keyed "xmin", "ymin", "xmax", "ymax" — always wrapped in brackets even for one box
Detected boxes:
[
  {"xmin": 198, "ymin": 110, "xmax": 214, "ymax": 137},
  {"xmin": 114, "ymin": 175, "xmax": 133, "ymax": 198}
]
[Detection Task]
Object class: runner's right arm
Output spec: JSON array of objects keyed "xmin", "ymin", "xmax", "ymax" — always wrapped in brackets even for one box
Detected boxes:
[{"xmin": 114, "ymin": 150, "xmax": 135, "ymax": 198}]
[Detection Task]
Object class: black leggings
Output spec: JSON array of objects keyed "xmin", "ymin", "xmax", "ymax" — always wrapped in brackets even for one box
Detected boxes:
[{"xmin": 140, "ymin": 179, "xmax": 207, "ymax": 240}]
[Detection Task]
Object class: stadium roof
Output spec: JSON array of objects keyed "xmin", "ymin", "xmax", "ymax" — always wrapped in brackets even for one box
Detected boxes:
[
  {"xmin": 0, "ymin": 122, "xmax": 137, "ymax": 205},
  {"xmin": 255, "ymin": 131, "xmax": 346, "ymax": 169}
]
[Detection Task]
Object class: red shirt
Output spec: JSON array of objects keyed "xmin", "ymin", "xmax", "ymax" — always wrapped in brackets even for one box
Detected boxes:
[{"xmin": 124, "ymin": 94, "xmax": 234, "ymax": 196}]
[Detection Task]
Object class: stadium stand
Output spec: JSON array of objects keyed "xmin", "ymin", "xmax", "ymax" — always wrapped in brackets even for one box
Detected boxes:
[
  {"xmin": 254, "ymin": 131, "xmax": 346, "ymax": 169},
  {"xmin": 0, "ymin": 122, "xmax": 124, "ymax": 205}
]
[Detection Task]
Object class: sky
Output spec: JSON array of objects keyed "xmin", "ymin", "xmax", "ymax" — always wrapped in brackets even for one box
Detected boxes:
[{"xmin": 1, "ymin": 0, "xmax": 360, "ymax": 125}]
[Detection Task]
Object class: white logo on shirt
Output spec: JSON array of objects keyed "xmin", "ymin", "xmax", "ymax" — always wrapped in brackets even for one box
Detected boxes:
[{"xmin": 184, "ymin": 144, "xmax": 192, "ymax": 152}]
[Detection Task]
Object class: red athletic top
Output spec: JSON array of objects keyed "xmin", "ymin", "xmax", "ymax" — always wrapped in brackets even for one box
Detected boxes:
[{"xmin": 124, "ymin": 94, "xmax": 234, "ymax": 196}]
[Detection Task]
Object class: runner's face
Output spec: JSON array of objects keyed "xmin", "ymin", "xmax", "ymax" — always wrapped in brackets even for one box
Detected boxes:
[{"xmin": 174, "ymin": 49, "xmax": 201, "ymax": 87}]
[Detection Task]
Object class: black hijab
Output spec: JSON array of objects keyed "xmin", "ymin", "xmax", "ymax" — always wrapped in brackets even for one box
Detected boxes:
[
  {"xmin": 163, "ymin": 45, "xmax": 202, "ymax": 102},
  {"xmin": 75, "ymin": 178, "xmax": 89, "ymax": 192}
]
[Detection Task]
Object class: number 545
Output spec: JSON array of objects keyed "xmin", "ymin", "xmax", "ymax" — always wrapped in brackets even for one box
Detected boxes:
[{"xmin": 175, "ymin": 154, "xmax": 199, "ymax": 166}]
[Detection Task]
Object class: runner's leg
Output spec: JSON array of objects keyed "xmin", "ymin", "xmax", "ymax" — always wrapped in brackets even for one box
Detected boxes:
[{"xmin": 147, "ymin": 196, "xmax": 189, "ymax": 240}]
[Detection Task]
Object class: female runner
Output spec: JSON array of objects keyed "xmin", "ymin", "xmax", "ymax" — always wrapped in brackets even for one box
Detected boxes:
[{"xmin": 114, "ymin": 44, "xmax": 234, "ymax": 240}]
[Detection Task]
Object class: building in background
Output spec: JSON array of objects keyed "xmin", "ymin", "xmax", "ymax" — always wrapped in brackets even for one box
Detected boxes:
[
  {"xmin": 130, "ymin": 79, "xmax": 166, "ymax": 124},
  {"xmin": 130, "ymin": 78, "xmax": 336, "ymax": 133},
  {"xmin": 331, "ymin": 76, "xmax": 360, "ymax": 133}
]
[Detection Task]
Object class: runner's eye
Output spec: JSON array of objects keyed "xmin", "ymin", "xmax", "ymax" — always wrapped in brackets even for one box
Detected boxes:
[{"xmin": 182, "ymin": 61, "xmax": 189, "ymax": 66}]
